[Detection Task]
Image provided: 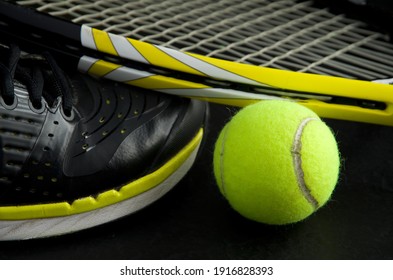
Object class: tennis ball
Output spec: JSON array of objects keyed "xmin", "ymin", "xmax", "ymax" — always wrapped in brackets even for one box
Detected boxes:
[{"xmin": 213, "ymin": 100, "xmax": 340, "ymax": 225}]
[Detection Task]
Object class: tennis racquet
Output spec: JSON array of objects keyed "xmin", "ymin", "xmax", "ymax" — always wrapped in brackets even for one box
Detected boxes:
[{"xmin": 1, "ymin": 0, "xmax": 393, "ymax": 126}]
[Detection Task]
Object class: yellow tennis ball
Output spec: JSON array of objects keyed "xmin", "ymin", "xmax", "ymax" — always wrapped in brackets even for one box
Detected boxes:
[{"xmin": 213, "ymin": 100, "xmax": 340, "ymax": 225}]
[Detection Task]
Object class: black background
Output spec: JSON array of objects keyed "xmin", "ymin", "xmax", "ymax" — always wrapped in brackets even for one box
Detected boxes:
[{"xmin": 1, "ymin": 103, "xmax": 393, "ymax": 260}]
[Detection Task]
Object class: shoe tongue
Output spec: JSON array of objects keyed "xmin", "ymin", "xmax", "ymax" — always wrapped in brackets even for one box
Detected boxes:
[
  {"xmin": 66, "ymin": 74, "xmax": 95, "ymax": 119},
  {"xmin": 39, "ymin": 63, "xmax": 93, "ymax": 119}
]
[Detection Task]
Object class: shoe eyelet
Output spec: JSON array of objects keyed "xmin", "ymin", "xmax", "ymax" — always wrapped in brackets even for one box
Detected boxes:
[
  {"xmin": 0, "ymin": 95, "xmax": 18, "ymax": 110},
  {"xmin": 28, "ymin": 98, "xmax": 46, "ymax": 114},
  {"xmin": 61, "ymin": 105, "xmax": 75, "ymax": 122}
]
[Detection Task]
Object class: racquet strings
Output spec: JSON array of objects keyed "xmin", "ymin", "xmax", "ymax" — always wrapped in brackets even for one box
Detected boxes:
[{"xmin": 17, "ymin": 0, "xmax": 393, "ymax": 82}]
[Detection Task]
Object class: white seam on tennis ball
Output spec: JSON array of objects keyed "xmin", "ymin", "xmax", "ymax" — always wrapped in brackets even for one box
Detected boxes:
[
  {"xmin": 291, "ymin": 117, "xmax": 319, "ymax": 210},
  {"xmin": 219, "ymin": 124, "xmax": 230, "ymax": 197}
]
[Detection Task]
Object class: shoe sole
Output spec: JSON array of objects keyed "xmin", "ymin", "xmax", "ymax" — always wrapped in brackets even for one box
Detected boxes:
[{"xmin": 0, "ymin": 129, "xmax": 203, "ymax": 240}]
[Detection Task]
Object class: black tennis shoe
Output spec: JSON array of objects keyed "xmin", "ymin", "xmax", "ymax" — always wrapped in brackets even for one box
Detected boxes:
[{"xmin": 0, "ymin": 43, "xmax": 207, "ymax": 240}]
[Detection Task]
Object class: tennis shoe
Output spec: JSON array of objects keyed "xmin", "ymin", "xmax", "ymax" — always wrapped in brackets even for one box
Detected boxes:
[{"xmin": 0, "ymin": 43, "xmax": 207, "ymax": 240}]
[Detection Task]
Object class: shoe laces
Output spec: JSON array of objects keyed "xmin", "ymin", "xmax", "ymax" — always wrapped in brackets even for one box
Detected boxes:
[{"xmin": 0, "ymin": 44, "xmax": 73, "ymax": 116}]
